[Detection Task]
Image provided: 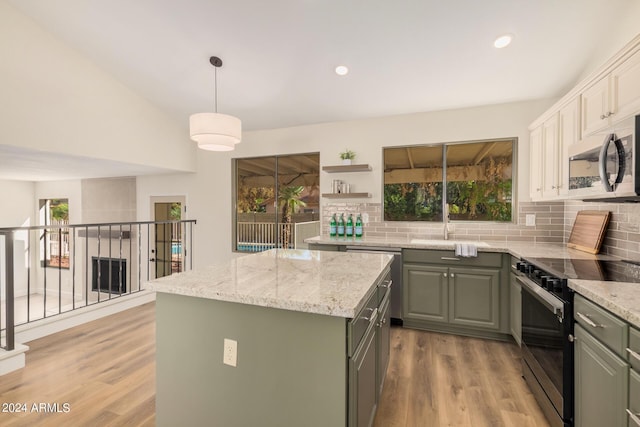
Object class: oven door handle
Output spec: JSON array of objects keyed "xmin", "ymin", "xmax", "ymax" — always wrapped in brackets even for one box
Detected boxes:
[{"xmin": 516, "ymin": 275, "xmax": 564, "ymax": 319}]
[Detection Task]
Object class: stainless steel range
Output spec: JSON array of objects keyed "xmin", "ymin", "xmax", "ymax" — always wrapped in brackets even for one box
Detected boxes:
[
  {"xmin": 514, "ymin": 258, "xmax": 574, "ymax": 427},
  {"xmin": 514, "ymin": 256, "xmax": 640, "ymax": 427}
]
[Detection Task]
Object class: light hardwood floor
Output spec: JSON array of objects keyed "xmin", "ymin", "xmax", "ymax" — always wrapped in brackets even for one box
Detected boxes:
[
  {"xmin": 374, "ymin": 327, "xmax": 550, "ymax": 427},
  {"xmin": 0, "ymin": 302, "xmax": 156, "ymax": 427},
  {"xmin": 0, "ymin": 303, "xmax": 549, "ymax": 426}
]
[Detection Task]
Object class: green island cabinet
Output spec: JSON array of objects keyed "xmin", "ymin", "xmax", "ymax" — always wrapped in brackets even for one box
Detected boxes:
[
  {"xmin": 402, "ymin": 249, "xmax": 511, "ymax": 339},
  {"xmin": 156, "ymin": 269, "xmax": 391, "ymax": 427},
  {"xmin": 573, "ymin": 294, "xmax": 639, "ymax": 427}
]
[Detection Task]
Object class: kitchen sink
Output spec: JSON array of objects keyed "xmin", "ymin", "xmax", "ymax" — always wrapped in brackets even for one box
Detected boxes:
[{"xmin": 409, "ymin": 239, "xmax": 490, "ymax": 248}]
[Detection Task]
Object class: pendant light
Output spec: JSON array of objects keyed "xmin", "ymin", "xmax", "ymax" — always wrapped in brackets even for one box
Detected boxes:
[{"xmin": 189, "ymin": 56, "xmax": 242, "ymax": 151}]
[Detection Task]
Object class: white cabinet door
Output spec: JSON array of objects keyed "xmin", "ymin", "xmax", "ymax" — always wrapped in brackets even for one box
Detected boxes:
[
  {"xmin": 542, "ymin": 114, "xmax": 559, "ymax": 199},
  {"xmin": 557, "ymin": 98, "xmax": 580, "ymax": 197},
  {"xmin": 529, "ymin": 126, "xmax": 543, "ymax": 201},
  {"xmin": 611, "ymin": 49, "xmax": 640, "ymax": 123},
  {"xmin": 581, "ymin": 77, "xmax": 610, "ymax": 136}
]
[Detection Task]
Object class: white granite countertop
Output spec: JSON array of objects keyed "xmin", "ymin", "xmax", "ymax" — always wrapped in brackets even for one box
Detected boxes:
[
  {"xmin": 146, "ymin": 249, "xmax": 393, "ymax": 318},
  {"xmin": 307, "ymin": 235, "xmax": 640, "ymax": 329}
]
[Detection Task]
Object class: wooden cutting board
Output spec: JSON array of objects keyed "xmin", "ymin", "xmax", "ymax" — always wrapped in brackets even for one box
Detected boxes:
[{"xmin": 567, "ymin": 210, "xmax": 611, "ymax": 254}]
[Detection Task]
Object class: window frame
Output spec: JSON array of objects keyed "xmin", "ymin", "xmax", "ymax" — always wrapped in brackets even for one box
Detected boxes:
[
  {"xmin": 232, "ymin": 152, "xmax": 320, "ymax": 253},
  {"xmin": 382, "ymin": 137, "xmax": 518, "ymax": 223}
]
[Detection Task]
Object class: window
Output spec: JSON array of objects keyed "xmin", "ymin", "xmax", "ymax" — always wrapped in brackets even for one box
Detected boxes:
[
  {"xmin": 383, "ymin": 139, "xmax": 514, "ymax": 222},
  {"xmin": 234, "ymin": 153, "xmax": 320, "ymax": 252},
  {"xmin": 39, "ymin": 198, "xmax": 70, "ymax": 268}
]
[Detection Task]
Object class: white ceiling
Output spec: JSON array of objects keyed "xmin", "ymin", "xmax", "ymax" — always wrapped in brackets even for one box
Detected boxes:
[
  {"xmin": 0, "ymin": 144, "xmax": 174, "ymax": 182},
  {"xmin": 4, "ymin": 0, "xmax": 638, "ymax": 180}
]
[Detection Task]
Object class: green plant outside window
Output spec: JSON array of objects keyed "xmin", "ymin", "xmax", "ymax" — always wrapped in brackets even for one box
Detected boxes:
[{"xmin": 383, "ymin": 139, "xmax": 514, "ymax": 222}]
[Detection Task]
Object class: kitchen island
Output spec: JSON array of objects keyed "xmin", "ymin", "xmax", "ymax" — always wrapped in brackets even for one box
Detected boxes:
[{"xmin": 147, "ymin": 249, "xmax": 393, "ymax": 427}]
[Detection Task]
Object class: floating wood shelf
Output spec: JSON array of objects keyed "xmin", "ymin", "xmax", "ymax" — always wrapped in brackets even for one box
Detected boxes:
[
  {"xmin": 321, "ymin": 193, "xmax": 372, "ymax": 199},
  {"xmin": 322, "ymin": 164, "xmax": 372, "ymax": 173}
]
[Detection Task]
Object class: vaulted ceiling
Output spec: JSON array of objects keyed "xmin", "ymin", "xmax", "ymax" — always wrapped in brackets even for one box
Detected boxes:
[{"xmin": 3, "ymin": 0, "xmax": 639, "ymax": 181}]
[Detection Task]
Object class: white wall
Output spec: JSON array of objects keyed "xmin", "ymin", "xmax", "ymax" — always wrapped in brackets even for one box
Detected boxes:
[
  {"xmin": 0, "ymin": 180, "xmax": 35, "ymax": 228},
  {"xmin": 575, "ymin": 9, "xmax": 640, "ymax": 84},
  {"xmin": 137, "ymin": 99, "xmax": 553, "ymax": 267},
  {"xmin": 0, "ymin": 180, "xmax": 35, "ymax": 297},
  {"xmin": 0, "ymin": 2, "xmax": 196, "ymax": 173}
]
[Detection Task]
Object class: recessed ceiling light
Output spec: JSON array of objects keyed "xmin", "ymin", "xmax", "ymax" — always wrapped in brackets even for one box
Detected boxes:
[
  {"xmin": 335, "ymin": 65, "xmax": 349, "ymax": 76},
  {"xmin": 493, "ymin": 34, "xmax": 513, "ymax": 49}
]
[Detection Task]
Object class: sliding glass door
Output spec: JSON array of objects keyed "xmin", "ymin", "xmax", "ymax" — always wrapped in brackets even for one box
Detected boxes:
[{"xmin": 234, "ymin": 153, "xmax": 319, "ymax": 252}]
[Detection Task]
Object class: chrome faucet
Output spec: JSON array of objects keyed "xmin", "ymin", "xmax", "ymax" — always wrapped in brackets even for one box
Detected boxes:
[{"xmin": 443, "ymin": 203, "xmax": 450, "ymax": 240}]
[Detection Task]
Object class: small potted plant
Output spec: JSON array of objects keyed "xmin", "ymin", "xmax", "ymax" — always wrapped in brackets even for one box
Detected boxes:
[{"xmin": 339, "ymin": 149, "xmax": 356, "ymax": 165}]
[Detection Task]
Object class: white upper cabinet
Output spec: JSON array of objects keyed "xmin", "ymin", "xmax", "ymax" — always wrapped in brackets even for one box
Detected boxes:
[
  {"xmin": 530, "ymin": 97, "xmax": 579, "ymax": 201},
  {"xmin": 557, "ymin": 98, "xmax": 580, "ymax": 197},
  {"xmin": 581, "ymin": 76, "xmax": 610, "ymax": 136},
  {"xmin": 541, "ymin": 114, "xmax": 559, "ymax": 200},
  {"xmin": 611, "ymin": 48, "xmax": 640, "ymax": 123},
  {"xmin": 530, "ymin": 34, "xmax": 640, "ymax": 201},
  {"xmin": 529, "ymin": 126, "xmax": 543, "ymax": 201},
  {"xmin": 582, "ymin": 48, "xmax": 640, "ymax": 136}
]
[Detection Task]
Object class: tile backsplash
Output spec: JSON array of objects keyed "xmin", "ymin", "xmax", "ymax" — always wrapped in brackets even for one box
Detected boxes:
[
  {"xmin": 564, "ymin": 200, "xmax": 640, "ymax": 261},
  {"xmin": 321, "ymin": 200, "xmax": 640, "ymax": 261}
]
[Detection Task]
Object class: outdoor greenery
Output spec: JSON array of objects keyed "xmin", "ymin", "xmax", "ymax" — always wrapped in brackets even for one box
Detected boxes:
[
  {"xmin": 50, "ymin": 199, "xmax": 69, "ymax": 221},
  {"xmin": 384, "ymin": 182, "xmax": 442, "ymax": 221},
  {"xmin": 279, "ymin": 186, "xmax": 307, "ymax": 249},
  {"xmin": 384, "ymin": 156, "xmax": 512, "ymax": 222},
  {"xmin": 169, "ymin": 203, "xmax": 182, "ymax": 220},
  {"xmin": 237, "ymin": 186, "xmax": 274, "ymax": 213}
]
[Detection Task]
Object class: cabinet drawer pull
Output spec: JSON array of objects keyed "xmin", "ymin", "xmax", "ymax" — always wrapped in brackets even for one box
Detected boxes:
[
  {"xmin": 627, "ymin": 347, "xmax": 640, "ymax": 362},
  {"xmin": 576, "ymin": 311, "xmax": 603, "ymax": 328},
  {"xmin": 361, "ymin": 308, "xmax": 378, "ymax": 323},
  {"xmin": 379, "ymin": 280, "xmax": 392, "ymax": 289},
  {"xmin": 443, "ymin": 273, "xmax": 448, "ymax": 278},
  {"xmin": 627, "ymin": 409, "xmax": 640, "ymax": 426},
  {"xmin": 440, "ymin": 257, "xmax": 461, "ymax": 261},
  {"xmin": 450, "ymin": 273, "xmax": 455, "ymax": 278}
]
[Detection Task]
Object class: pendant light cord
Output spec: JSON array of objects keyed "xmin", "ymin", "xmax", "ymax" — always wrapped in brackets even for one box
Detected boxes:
[{"xmin": 214, "ymin": 65, "xmax": 218, "ymax": 113}]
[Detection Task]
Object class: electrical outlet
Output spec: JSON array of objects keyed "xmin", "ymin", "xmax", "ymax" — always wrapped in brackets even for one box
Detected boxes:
[
  {"xmin": 223, "ymin": 338, "xmax": 237, "ymax": 367},
  {"xmin": 362, "ymin": 213, "xmax": 369, "ymax": 224},
  {"xmin": 526, "ymin": 214, "xmax": 536, "ymax": 227}
]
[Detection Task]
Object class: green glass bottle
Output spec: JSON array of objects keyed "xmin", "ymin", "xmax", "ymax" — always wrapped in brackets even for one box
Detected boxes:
[
  {"xmin": 329, "ymin": 214, "xmax": 337, "ymax": 237},
  {"xmin": 355, "ymin": 214, "xmax": 363, "ymax": 238},
  {"xmin": 337, "ymin": 213, "xmax": 345, "ymax": 237},
  {"xmin": 346, "ymin": 214, "xmax": 354, "ymax": 237}
]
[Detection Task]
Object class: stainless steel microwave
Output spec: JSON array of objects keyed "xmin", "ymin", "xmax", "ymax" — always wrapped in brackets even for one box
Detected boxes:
[{"xmin": 568, "ymin": 115, "xmax": 639, "ymax": 201}]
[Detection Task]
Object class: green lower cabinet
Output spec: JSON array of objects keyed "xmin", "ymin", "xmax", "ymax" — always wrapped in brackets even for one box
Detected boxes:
[
  {"xmin": 377, "ymin": 296, "xmax": 391, "ymax": 397},
  {"xmin": 574, "ymin": 323, "xmax": 629, "ymax": 427},
  {"xmin": 348, "ymin": 275, "xmax": 392, "ymax": 427},
  {"xmin": 349, "ymin": 320, "xmax": 378, "ymax": 427},
  {"xmin": 448, "ymin": 267, "xmax": 500, "ymax": 330},
  {"xmin": 403, "ymin": 264, "xmax": 448, "ymax": 323},
  {"xmin": 630, "ymin": 369, "xmax": 640, "ymax": 426},
  {"xmin": 403, "ymin": 263, "xmax": 502, "ymax": 334}
]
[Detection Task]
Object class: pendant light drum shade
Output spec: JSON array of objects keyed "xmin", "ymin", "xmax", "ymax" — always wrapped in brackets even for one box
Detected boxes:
[
  {"xmin": 189, "ymin": 56, "xmax": 242, "ymax": 151},
  {"xmin": 189, "ymin": 112, "xmax": 241, "ymax": 151}
]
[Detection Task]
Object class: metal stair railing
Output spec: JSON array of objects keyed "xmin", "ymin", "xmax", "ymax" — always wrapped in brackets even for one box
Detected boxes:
[{"xmin": 0, "ymin": 219, "xmax": 196, "ymax": 351}]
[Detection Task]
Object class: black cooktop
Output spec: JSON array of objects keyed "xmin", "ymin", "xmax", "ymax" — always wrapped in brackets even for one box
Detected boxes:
[{"xmin": 524, "ymin": 257, "xmax": 640, "ymax": 283}]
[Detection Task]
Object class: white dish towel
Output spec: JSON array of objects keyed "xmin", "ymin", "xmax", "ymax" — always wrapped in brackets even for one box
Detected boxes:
[{"xmin": 455, "ymin": 243, "xmax": 478, "ymax": 258}]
